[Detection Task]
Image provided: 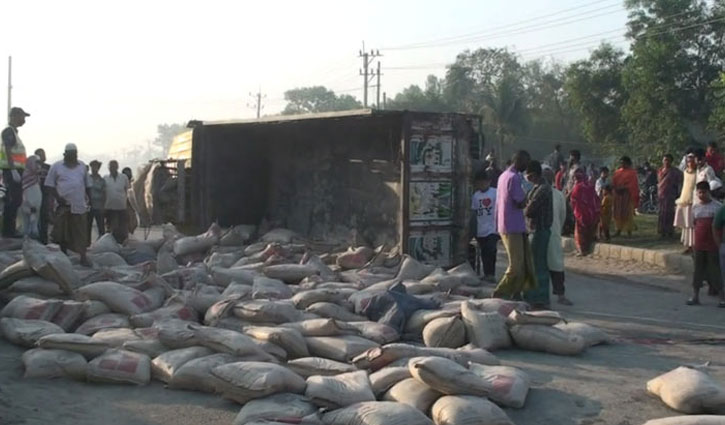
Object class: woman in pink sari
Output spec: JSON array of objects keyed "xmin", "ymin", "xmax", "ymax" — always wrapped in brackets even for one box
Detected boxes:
[{"xmin": 570, "ymin": 168, "xmax": 601, "ymax": 256}]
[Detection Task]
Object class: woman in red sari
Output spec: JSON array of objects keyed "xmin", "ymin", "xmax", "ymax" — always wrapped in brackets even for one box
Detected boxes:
[
  {"xmin": 612, "ymin": 156, "xmax": 640, "ymax": 236},
  {"xmin": 570, "ymin": 168, "xmax": 600, "ymax": 256}
]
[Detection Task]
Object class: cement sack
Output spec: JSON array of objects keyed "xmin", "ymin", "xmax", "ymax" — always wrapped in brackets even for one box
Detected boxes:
[
  {"xmin": 90, "ymin": 233, "xmax": 122, "ymax": 254},
  {"xmin": 89, "ymin": 252, "xmax": 127, "ymax": 268},
  {"xmin": 0, "ymin": 259, "xmax": 35, "ymax": 291},
  {"xmin": 168, "ymin": 353, "xmax": 237, "ymax": 392},
  {"xmin": 403, "ymin": 280, "xmax": 436, "ymax": 295},
  {"xmin": 205, "ymin": 251, "xmax": 241, "ymax": 270},
  {"xmin": 87, "ymin": 349, "xmax": 151, "ymax": 385},
  {"xmin": 244, "ymin": 241, "xmax": 268, "ymax": 256},
  {"xmin": 447, "ymin": 262, "xmax": 481, "ymax": 286},
  {"xmin": 1, "ymin": 318, "xmax": 64, "ymax": 347},
  {"xmin": 420, "ymin": 269, "xmax": 463, "ymax": 292},
  {"xmin": 555, "ymin": 322, "xmax": 612, "ymax": 347},
  {"xmin": 76, "ymin": 281, "xmax": 154, "ymax": 316},
  {"xmin": 293, "ymin": 289, "xmax": 352, "ymax": 309},
  {"xmin": 307, "ymin": 302, "xmax": 366, "ymax": 322},
  {"xmin": 405, "ymin": 309, "xmax": 459, "ymax": 336},
  {"xmin": 156, "ymin": 244, "xmax": 178, "ymax": 275},
  {"xmin": 92, "ymin": 328, "xmax": 142, "ymax": 347},
  {"xmin": 220, "ymin": 224, "xmax": 256, "ymax": 246},
  {"xmin": 221, "ymin": 282, "xmax": 253, "ymax": 299},
  {"xmin": 370, "ymin": 366, "xmax": 412, "ymax": 396},
  {"xmin": 263, "ymin": 264, "xmax": 318, "ymax": 284},
  {"xmin": 122, "ymin": 328, "xmax": 168, "ymax": 357},
  {"xmin": 51, "ymin": 301, "xmax": 85, "ymax": 331},
  {"xmin": 261, "ymin": 228, "xmax": 302, "ymax": 244},
  {"xmin": 38, "ymin": 333, "xmax": 110, "ymax": 358},
  {"xmin": 186, "ymin": 284, "xmax": 222, "ymax": 312},
  {"xmin": 193, "ymin": 325, "xmax": 275, "ymax": 360},
  {"xmin": 287, "ymin": 357, "xmax": 358, "ymax": 378},
  {"xmin": 306, "ymin": 370, "xmax": 376, "ymax": 409},
  {"xmin": 352, "ymin": 343, "xmax": 468, "ymax": 371},
  {"xmin": 23, "ymin": 239, "xmax": 79, "ymax": 294},
  {"xmin": 250, "ymin": 338, "xmax": 288, "ymax": 362},
  {"xmin": 233, "ymin": 300, "xmax": 303, "ymax": 324},
  {"xmin": 204, "ymin": 295, "xmax": 242, "ymax": 326},
  {"xmin": 468, "ymin": 363, "xmax": 531, "ymax": 408},
  {"xmin": 396, "ymin": 255, "xmax": 435, "ymax": 281},
  {"xmin": 384, "ymin": 377, "xmax": 442, "ymax": 413},
  {"xmin": 431, "ymin": 395, "xmax": 514, "ymax": 425},
  {"xmin": 304, "ymin": 254, "xmax": 336, "ymax": 281},
  {"xmin": 282, "ymin": 318, "xmax": 350, "ymax": 337},
  {"xmin": 647, "ymin": 366, "xmax": 725, "ymax": 414},
  {"xmin": 1, "ymin": 296, "xmax": 62, "ymax": 321},
  {"xmin": 409, "ymin": 356, "xmax": 492, "ymax": 397},
  {"xmin": 457, "ymin": 344, "xmax": 501, "ymax": 366},
  {"xmin": 643, "ymin": 416, "xmax": 725, "ymax": 425},
  {"xmin": 468, "ymin": 298, "xmax": 528, "ymax": 317},
  {"xmin": 306, "ymin": 335, "xmax": 379, "ymax": 363},
  {"xmin": 338, "ymin": 321, "xmax": 399, "ymax": 345},
  {"xmin": 212, "ymin": 266, "xmax": 258, "ymax": 287},
  {"xmin": 507, "ymin": 309, "xmax": 564, "ymax": 326},
  {"xmin": 151, "ymin": 346, "xmax": 213, "ymax": 383},
  {"xmin": 243, "ymin": 326, "xmax": 309, "ymax": 358},
  {"xmin": 461, "ymin": 301, "xmax": 512, "ymax": 351},
  {"xmin": 130, "ymin": 303, "xmax": 197, "ymax": 328},
  {"xmin": 423, "ymin": 316, "xmax": 466, "ymax": 348},
  {"xmin": 80, "ymin": 300, "xmax": 111, "ymax": 321},
  {"xmin": 173, "ymin": 223, "xmax": 221, "ymax": 256},
  {"xmin": 22, "ymin": 348, "xmax": 87, "ymax": 379},
  {"xmin": 155, "ymin": 319, "xmax": 200, "ymax": 348},
  {"xmin": 509, "ymin": 324, "xmax": 587, "ymax": 356},
  {"xmin": 336, "ymin": 247, "xmax": 375, "ymax": 270},
  {"xmin": 212, "ymin": 361, "xmax": 306, "ymax": 404},
  {"xmin": 252, "ymin": 276, "xmax": 293, "ymax": 300},
  {"xmin": 233, "ymin": 393, "xmax": 317, "ymax": 425},
  {"xmin": 76, "ymin": 313, "xmax": 130, "ymax": 335},
  {"xmin": 8, "ymin": 276, "xmax": 63, "ymax": 297},
  {"xmin": 321, "ymin": 401, "xmax": 434, "ymax": 425}
]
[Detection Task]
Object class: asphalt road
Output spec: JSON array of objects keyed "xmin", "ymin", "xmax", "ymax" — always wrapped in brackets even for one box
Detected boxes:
[{"xmin": 1, "ymin": 253, "xmax": 723, "ymax": 425}]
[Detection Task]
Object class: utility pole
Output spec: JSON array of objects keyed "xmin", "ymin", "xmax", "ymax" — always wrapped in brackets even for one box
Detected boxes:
[
  {"xmin": 359, "ymin": 43, "xmax": 381, "ymax": 108},
  {"xmin": 375, "ymin": 61, "xmax": 382, "ymax": 109},
  {"xmin": 248, "ymin": 88, "xmax": 265, "ymax": 119},
  {"xmin": 383, "ymin": 92, "xmax": 387, "ymax": 110},
  {"xmin": 7, "ymin": 56, "xmax": 12, "ymax": 117}
]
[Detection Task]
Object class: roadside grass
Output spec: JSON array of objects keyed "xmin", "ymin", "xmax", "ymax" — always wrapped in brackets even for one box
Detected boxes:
[{"xmin": 604, "ymin": 213, "xmax": 682, "ymax": 251}]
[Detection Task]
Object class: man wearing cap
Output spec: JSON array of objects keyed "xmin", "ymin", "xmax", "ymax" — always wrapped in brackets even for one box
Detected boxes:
[
  {"xmin": 1, "ymin": 107, "xmax": 30, "ymax": 237},
  {"xmin": 88, "ymin": 160, "xmax": 106, "ymax": 240},
  {"xmin": 45, "ymin": 143, "xmax": 92, "ymax": 266}
]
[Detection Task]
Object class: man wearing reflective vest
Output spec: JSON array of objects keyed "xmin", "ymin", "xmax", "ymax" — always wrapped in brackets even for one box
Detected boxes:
[{"xmin": 1, "ymin": 107, "xmax": 29, "ymax": 237}]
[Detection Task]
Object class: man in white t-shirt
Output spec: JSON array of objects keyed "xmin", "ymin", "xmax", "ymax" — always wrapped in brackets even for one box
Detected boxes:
[
  {"xmin": 104, "ymin": 160, "xmax": 130, "ymax": 243},
  {"xmin": 472, "ymin": 170, "xmax": 498, "ymax": 282}
]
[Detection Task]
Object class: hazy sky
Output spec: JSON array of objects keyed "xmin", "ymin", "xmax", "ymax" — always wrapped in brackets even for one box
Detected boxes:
[{"xmin": 0, "ymin": 0, "xmax": 629, "ymax": 162}]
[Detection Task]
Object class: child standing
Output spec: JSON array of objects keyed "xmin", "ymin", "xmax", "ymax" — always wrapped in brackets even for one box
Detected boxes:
[
  {"xmin": 472, "ymin": 170, "xmax": 498, "ymax": 283},
  {"xmin": 599, "ymin": 185, "xmax": 613, "ymax": 242},
  {"xmin": 20, "ymin": 155, "xmax": 42, "ymax": 240},
  {"xmin": 688, "ymin": 181, "xmax": 724, "ymax": 306}
]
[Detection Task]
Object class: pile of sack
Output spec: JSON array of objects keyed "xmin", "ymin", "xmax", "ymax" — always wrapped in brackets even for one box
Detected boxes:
[{"xmin": 0, "ymin": 224, "xmax": 615, "ymax": 425}]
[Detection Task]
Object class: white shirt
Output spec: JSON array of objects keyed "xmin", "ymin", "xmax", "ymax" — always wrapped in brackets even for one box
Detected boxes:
[
  {"xmin": 472, "ymin": 188, "xmax": 497, "ymax": 237},
  {"xmin": 103, "ymin": 173, "xmax": 129, "ymax": 210},
  {"xmin": 45, "ymin": 161, "xmax": 91, "ymax": 214}
]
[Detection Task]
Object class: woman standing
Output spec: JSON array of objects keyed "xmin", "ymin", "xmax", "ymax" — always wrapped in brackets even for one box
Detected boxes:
[
  {"xmin": 570, "ymin": 169, "xmax": 600, "ymax": 256},
  {"xmin": 612, "ymin": 156, "xmax": 639, "ymax": 237},
  {"xmin": 675, "ymin": 153, "xmax": 697, "ymax": 253}
]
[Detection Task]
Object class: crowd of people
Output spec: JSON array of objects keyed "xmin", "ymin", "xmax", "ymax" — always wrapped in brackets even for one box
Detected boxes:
[
  {"xmin": 472, "ymin": 144, "xmax": 725, "ymax": 309},
  {"xmin": 1, "ymin": 107, "xmax": 138, "ymax": 267}
]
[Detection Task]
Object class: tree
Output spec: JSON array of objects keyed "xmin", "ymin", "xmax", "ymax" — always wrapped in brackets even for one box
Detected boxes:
[
  {"xmin": 153, "ymin": 123, "xmax": 187, "ymax": 158},
  {"xmin": 387, "ymin": 75, "xmax": 450, "ymax": 112},
  {"xmin": 709, "ymin": 72, "xmax": 725, "ymax": 134},
  {"xmin": 565, "ymin": 43, "xmax": 628, "ymax": 153},
  {"xmin": 282, "ymin": 86, "xmax": 362, "ymax": 115}
]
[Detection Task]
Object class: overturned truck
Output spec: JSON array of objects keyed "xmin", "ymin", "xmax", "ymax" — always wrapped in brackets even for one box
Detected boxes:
[{"xmin": 171, "ymin": 110, "xmax": 481, "ymax": 267}]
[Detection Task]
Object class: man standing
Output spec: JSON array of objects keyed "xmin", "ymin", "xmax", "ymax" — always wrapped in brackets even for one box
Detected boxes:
[
  {"xmin": 34, "ymin": 148, "xmax": 51, "ymax": 244},
  {"xmin": 546, "ymin": 144, "xmax": 565, "ymax": 171},
  {"xmin": 45, "ymin": 143, "xmax": 92, "ymax": 266},
  {"xmin": 523, "ymin": 161, "xmax": 554, "ymax": 308},
  {"xmin": 706, "ymin": 142, "xmax": 724, "ymax": 178},
  {"xmin": 88, "ymin": 160, "xmax": 106, "ymax": 240},
  {"xmin": 104, "ymin": 160, "xmax": 130, "ymax": 243},
  {"xmin": 1, "ymin": 107, "xmax": 30, "ymax": 237},
  {"xmin": 493, "ymin": 150, "xmax": 537, "ymax": 300},
  {"xmin": 657, "ymin": 154, "xmax": 683, "ymax": 238},
  {"xmin": 564, "ymin": 149, "xmax": 582, "ymax": 196}
]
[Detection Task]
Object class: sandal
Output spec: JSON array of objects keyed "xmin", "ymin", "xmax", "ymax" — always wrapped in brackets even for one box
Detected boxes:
[{"xmin": 686, "ymin": 298, "xmax": 700, "ymax": 306}]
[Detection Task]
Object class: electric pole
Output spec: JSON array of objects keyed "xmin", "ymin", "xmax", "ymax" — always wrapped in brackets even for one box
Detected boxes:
[
  {"xmin": 359, "ymin": 43, "xmax": 381, "ymax": 108},
  {"xmin": 7, "ymin": 56, "xmax": 12, "ymax": 117},
  {"xmin": 248, "ymin": 88, "xmax": 266, "ymax": 119},
  {"xmin": 383, "ymin": 92, "xmax": 387, "ymax": 110}
]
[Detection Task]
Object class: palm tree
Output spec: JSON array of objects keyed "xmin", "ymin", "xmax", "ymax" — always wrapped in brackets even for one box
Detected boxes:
[{"xmin": 480, "ymin": 75, "xmax": 529, "ymax": 166}]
